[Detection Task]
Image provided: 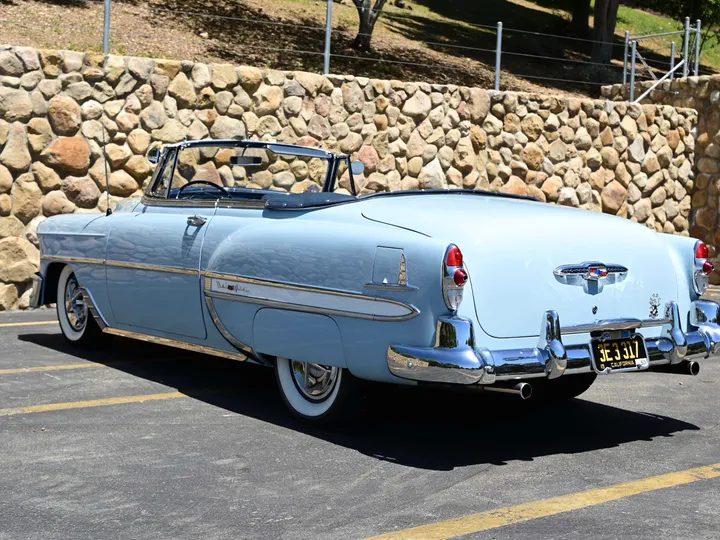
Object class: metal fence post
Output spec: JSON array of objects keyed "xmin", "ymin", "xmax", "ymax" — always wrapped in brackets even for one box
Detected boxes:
[
  {"xmin": 623, "ymin": 31, "xmax": 630, "ymax": 85},
  {"xmin": 683, "ymin": 16, "xmax": 690, "ymax": 77},
  {"xmin": 670, "ymin": 41, "xmax": 676, "ymax": 79},
  {"xmin": 630, "ymin": 40, "xmax": 637, "ymax": 102},
  {"xmin": 103, "ymin": 0, "xmax": 111, "ymax": 54},
  {"xmin": 695, "ymin": 19, "xmax": 701, "ymax": 76},
  {"xmin": 495, "ymin": 22, "xmax": 502, "ymax": 91},
  {"xmin": 323, "ymin": 0, "xmax": 332, "ymax": 75}
]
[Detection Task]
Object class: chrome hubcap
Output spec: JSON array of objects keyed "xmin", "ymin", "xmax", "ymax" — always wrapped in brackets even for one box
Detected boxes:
[
  {"xmin": 291, "ymin": 361, "xmax": 339, "ymax": 402},
  {"xmin": 64, "ymin": 274, "xmax": 87, "ymax": 332}
]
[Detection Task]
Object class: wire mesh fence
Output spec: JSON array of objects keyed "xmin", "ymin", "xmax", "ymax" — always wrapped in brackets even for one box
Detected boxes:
[{"xmin": 0, "ymin": 0, "xmax": 715, "ymax": 97}]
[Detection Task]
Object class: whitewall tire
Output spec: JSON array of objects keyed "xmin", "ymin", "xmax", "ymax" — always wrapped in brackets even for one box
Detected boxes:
[
  {"xmin": 56, "ymin": 265, "xmax": 103, "ymax": 346},
  {"xmin": 275, "ymin": 357, "xmax": 352, "ymax": 423}
]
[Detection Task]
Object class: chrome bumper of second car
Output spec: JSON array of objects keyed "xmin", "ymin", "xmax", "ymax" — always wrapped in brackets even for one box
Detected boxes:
[
  {"xmin": 29, "ymin": 273, "xmax": 43, "ymax": 308},
  {"xmin": 387, "ymin": 300, "xmax": 720, "ymax": 385}
]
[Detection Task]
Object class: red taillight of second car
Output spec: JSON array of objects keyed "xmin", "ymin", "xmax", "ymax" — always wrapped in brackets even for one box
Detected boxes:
[
  {"xmin": 453, "ymin": 268, "xmax": 468, "ymax": 286},
  {"xmin": 693, "ymin": 240, "xmax": 712, "ymax": 295},
  {"xmin": 446, "ymin": 246, "xmax": 463, "ymax": 267},
  {"xmin": 696, "ymin": 241, "xmax": 710, "ymax": 260},
  {"xmin": 443, "ymin": 245, "xmax": 466, "ymax": 312}
]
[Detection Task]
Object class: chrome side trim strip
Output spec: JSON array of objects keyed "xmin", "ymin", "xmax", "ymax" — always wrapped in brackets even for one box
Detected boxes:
[
  {"xmin": 41, "ymin": 255, "xmax": 105, "ymax": 266},
  {"xmin": 363, "ymin": 283, "xmax": 419, "ymax": 292},
  {"xmin": 40, "ymin": 232, "xmax": 107, "ymax": 238},
  {"xmin": 105, "ymin": 260, "xmax": 198, "ymax": 276},
  {"xmin": 103, "ymin": 327, "xmax": 248, "ymax": 362},
  {"xmin": 40, "ymin": 256, "xmax": 198, "ymax": 276},
  {"xmin": 203, "ymin": 273, "xmax": 420, "ymax": 322},
  {"xmin": 204, "ymin": 296, "xmax": 254, "ymax": 354}
]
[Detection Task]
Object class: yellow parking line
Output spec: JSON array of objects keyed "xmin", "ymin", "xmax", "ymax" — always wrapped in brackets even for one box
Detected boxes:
[
  {"xmin": 366, "ymin": 463, "xmax": 720, "ymax": 540},
  {"xmin": 0, "ymin": 321, "xmax": 57, "ymax": 328},
  {"xmin": 0, "ymin": 363, "xmax": 99, "ymax": 375},
  {"xmin": 0, "ymin": 391, "xmax": 188, "ymax": 417}
]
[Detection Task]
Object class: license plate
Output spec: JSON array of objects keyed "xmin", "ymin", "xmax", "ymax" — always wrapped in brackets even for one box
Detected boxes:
[{"xmin": 590, "ymin": 334, "xmax": 648, "ymax": 373}]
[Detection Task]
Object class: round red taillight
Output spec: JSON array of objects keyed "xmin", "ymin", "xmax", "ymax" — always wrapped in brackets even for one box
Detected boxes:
[
  {"xmin": 446, "ymin": 246, "xmax": 463, "ymax": 267},
  {"xmin": 453, "ymin": 268, "xmax": 468, "ymax": 286},
  {"xmin": 703, "ymin": 260, "xmax": 714, "ymax": 276},
  {"xmin": 696, "ymin": 242, "xmax": 710, "ymax": 259}
]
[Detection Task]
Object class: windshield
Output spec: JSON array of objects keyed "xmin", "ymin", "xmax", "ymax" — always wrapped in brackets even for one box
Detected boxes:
[{"xmin": 152, "ymin": 144, "xmax": 333, "ymax": 200}]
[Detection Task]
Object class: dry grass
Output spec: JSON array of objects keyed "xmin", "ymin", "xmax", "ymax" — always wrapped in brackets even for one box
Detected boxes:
[
  {"xmin": 0, "ymin": 0, "xmax": 594, "ymax": 96},
  {"xmin": 5, "ymin": 0, "xmax": 710, "ymax": 96}
]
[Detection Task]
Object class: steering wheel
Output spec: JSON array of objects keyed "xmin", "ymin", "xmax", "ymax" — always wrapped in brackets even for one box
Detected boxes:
[{"xmin": 176, "ymin": 180, "xmax": 230, "ymax": 199}]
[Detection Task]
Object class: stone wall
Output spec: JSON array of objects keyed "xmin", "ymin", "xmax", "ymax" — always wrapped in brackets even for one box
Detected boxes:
[
  {"xmin": 603, "ymin": 77, "xmax": 719, "ymax": 282},
  {"xmin": 0, "ymin": 45, "xmax": 698, "ymax": 310}
]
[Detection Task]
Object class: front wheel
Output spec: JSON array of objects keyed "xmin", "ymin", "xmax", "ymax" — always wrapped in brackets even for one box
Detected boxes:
[
  {"xmin": 275, "ymin": 358, "xmax": 354, "ymax": 423},
  {"xmin": 56, "ymin": 265, "xmax": 103, "ymax": 346}
]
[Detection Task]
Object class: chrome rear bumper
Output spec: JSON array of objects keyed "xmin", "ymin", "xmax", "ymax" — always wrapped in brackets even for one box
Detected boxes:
[{"xmin": 387, "ymin": 300, "xmax": 720, "ymax": 385}]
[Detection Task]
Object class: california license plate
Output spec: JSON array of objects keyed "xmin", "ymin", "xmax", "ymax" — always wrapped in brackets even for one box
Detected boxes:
[{"xmin": 590, "ymin": 334, "xmax": 648, "ymax": 373}]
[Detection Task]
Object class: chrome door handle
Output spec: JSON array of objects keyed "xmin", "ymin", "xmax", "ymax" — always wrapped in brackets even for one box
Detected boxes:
[{"xmin": 187, "ymin": 215, "xmax": 207, "ymax": 227}]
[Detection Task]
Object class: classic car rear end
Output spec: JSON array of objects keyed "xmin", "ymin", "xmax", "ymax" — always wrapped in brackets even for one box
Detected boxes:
[
  {"xmin": 370, "ymin": 193, "xmax": 720, "ymax": 398},
  {"xmin": 30, "ymin": 139, "xmax": 720, "ymax": 424}
]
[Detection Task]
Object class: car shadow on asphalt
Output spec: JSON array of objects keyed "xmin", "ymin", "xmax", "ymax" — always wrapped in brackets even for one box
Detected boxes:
[{"xmin": 20, "ymin": 332, "xmax": 700, "ymax": 471}]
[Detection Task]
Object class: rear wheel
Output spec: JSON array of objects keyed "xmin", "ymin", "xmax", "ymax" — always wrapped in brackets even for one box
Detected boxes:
[
  {"xmin": 56, "ymin": 265, "xmax": 103, "ymax": 346},
  {"xmin": 275, "ymin": 358, "xmax": 354, "ymax": 424},
  {"xmin": 544, "ymin": 373, "xmax": 597, "ymax": 401}
]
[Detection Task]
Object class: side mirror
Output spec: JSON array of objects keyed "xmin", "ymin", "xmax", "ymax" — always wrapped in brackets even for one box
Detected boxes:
[
  {"xmin": 147, "ymin": 147, "xmax": 162, "ymax": 164},
  {"xmin": 230, "ymin": 155, "xmax": 264, "ymax": 167},
  {"xmin": 350, "ymin": 160, "xmax": 365, "ymax": 175}
]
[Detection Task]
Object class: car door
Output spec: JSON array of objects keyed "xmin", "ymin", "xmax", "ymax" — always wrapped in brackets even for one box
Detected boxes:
[{"xmin": 105, "ymin": 149, "xmax": 215, "ymax": 339}]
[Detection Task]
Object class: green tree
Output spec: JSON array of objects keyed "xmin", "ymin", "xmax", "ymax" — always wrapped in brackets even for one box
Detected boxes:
[{"xmin": 657, "ymin": 0, "xmax": 720, "ymax": 53}]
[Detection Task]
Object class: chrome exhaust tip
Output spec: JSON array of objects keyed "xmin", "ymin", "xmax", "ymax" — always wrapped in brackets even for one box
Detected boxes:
[
  {"xmin": 653, "ymin": 359, "xmax": 701, "ymax": 376},
  {"xmin": 516, "ymin": 382, "xmax": 533, "ymax": 400},
  {"xmin": 481, "ymin": 382, "xmax": 533, "ymax": 400}
]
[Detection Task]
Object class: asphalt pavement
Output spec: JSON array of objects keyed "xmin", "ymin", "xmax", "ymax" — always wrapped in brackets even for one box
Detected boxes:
[{"xmin": 1, "ymin": 308, "xmax": 719, "ymax": 539}]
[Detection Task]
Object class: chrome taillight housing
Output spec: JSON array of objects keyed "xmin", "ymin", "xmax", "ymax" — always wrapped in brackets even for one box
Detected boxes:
[
  {"xmin": 443, "ymin": 244, "xmax": 467, "ymax": 312},
  {"xmin": 693, "ymin": 240, "xmax": 714, "ymax": 295}
]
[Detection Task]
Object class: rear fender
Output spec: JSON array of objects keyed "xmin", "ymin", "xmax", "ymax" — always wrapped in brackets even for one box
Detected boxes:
[
  {"xmin": 657, "ymin": 232, "xmax": 700, "ymax": 326},
  {"xmin": 202, "ymin": 216, "xmax": 456, "ymax": 377}
]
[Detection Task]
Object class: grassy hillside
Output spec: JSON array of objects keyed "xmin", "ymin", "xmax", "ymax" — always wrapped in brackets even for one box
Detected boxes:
[{"xmin": 0, "ymin": 0, "xmax": 717, "ymax": 97}]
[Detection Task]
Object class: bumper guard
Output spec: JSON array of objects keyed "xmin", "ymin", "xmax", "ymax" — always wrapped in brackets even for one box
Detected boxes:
[{"xmin": 388, "ymin": 300, "xmax": 720, "ymax": 385}]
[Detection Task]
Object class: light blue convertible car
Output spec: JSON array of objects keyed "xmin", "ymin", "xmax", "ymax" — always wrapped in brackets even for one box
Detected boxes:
[{"xmin": 31, "ymin": 139, "xmax": 720, "ymax": 422}]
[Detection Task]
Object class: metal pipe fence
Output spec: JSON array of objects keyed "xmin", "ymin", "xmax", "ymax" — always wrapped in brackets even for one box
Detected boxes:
[{"xmin": 0, "ymin": 0, "xmax": 710, "ymax": 94}]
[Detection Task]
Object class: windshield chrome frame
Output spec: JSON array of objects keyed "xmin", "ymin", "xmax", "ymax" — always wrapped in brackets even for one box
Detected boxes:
[{"xmin": 144, "ymin": 139, "xmax": 352, "ymax": 201}]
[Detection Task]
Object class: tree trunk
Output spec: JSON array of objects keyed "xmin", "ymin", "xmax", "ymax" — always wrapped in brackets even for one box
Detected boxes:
[
  {"xmin": 570, "ymin": 0, "xmax": 591, "ymax": 37},
  {"xmin": 351, "ymin": 0, "xmax": 386, "ymax": 52},
  {"xmin": 591, "ymin": 0, "xmax": 620, "ymax": 63}
]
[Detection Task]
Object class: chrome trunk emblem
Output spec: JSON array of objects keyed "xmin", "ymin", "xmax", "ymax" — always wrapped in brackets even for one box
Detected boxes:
[
  {"xmin": 553, "ymin": 262, "xmax": 628, "ymax": 294},
  {"xmin": 554, "ymin": 262, "xmax": 628, "ymax": 281}
]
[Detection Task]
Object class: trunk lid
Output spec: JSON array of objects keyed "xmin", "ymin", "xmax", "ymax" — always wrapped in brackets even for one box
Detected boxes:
[{"xmin": 361, "ymin": 193, "xmax": 679, "ymax": 338}]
